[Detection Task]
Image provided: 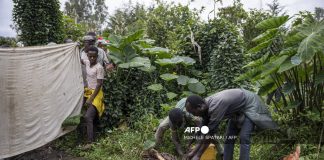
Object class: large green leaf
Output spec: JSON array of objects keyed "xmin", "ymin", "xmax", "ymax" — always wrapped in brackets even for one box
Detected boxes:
[
  {"xmin": 108, "ymin": 54, "xmax": 123, "ymax": 64},
  {"xmin": 155, "ymin": 56, "xmax": 195, "ymax": 66},
  {"xmin": 139, "ymin": 65, "xmax": 156, "ymax": 72},
  {"xmin": 284, "ymin": 32, "xmax": 306, "ymax": 47},
  {"xmin": 296, "ymin": 20, "xmax": 324, "ymax": 62},
  {"xmin": 188, "ymin": 78, "xmax": 199, "ymax": 84},
  {"xmin": 144, "ymin": 47, "xmax": 172, "ymax": 58},
  {"xmin": 243, "ymin": 53, "xmax": 269, "ymax": 68},
  {"xmin": 181, "ymin": 91, "xmax": 194, "ymax": 97},
  {"xmin": 177, "ymin": 56, "xmax": 196, "ymax": 66},
  {"xmin": 252, "ymin": 28, "xmax": 278, "ymax": 43},
  {"xmin": 107, "ymin": 44, "xmax": 124, "ymax": 64},
  {"xmin": 259, "ymin": 76, "xmax": 275, "ymax": 86},
  {"xmin": 147, "ymin": 84, "xmax": 163, "ymax": 92},
  {"xmin": 155, "ymin": 58, "xmax": 182, "ymax": 66},
  {"xmin": 137, "ymin": 39, "xmax": 155, "ymax": 48},
  {"xmin": 119, "ymin": 30, "xmax": 145, "ymax": 49},
  {"xmin": 258, "ymin": 76, "xmax": 277, "ymax": 96},
  {"xmin": 119, "ymin": 57, "xmax": 150, "ymax": 69},
  {"xmin": 188, "ymin": 82, "xmax": 206, "ymax": 94},
  {"xmin": 177, "ymin": 75, "xmax": 190, "ymax": 85},
  {"xmin": 260, "ymin": 55, "xmax": 289, "ymax": 78},
  {"xmin": 278, "ymin": 47, "xmax": 296, "ymax": 56},
  {"xmin": 133, "ymin": 39, "xmax": 154, "ymax": 53},
  {"xmin": 235, "ymin": 68, "xmax": 262, "ymax": 81},
  {"xmin": 296, "ymin": 17, "xmax": 320, "ymax": 36},
  {"xmin": 160, "ymin": 73, "xmax": 179, "ymax": 81},
  {"xmin": 108, "ymin": 34, "xmax": 121, "ymax": 44},
  {"xmin": 118, "ymin": 62, "xmax": 143, "ymax": 68},
  {"xmin": 297, "ymin": 32, "xmax": 324, "ymax": 62},
  {"xmin": 248, "ymin": 39, "xmax": 272, "ymax": 54},
  {"xmin": 107, "ymin": 44, "xmax": 121, "ymax": 54},
  {"xmin": 133, "ymin": 57, "xmax": 151, "ymax": 67},
  {"xmin": 167, "ymin": 92, "xmax": 178, "ymax": 100},
  {"xmin": 290, "ymin": 55, "xmax": 302, "ymax": 65},
  {"xmin": 258, "ymin": 81, "xmax": 276, "ymax": 96},
  {"xmin": 256, "ymin": 15, "xmax": 289, "ymax": 30},
  {"xmin": 277, "ymin": 58, "xmax": 298, "ymax": 73},
  {"xmin": 123, "ymin": 44, "xmax": 137, "ymax": 61}
]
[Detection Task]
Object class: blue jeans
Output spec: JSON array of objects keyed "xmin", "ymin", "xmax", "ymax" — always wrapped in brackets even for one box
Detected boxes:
[{"xmin": 223, "ymin": 117, "xmax": 254, "ymax": 160}]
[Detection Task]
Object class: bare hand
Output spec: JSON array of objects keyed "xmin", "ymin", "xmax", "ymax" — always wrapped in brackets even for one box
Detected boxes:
[{"xmin": 105, "ymin": 63, "xmax": 114, "ymax": 71}]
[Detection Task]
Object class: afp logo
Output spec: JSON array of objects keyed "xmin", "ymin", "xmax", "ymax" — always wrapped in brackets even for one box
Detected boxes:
[{"xmin": 184, "ymin": 126, "xmax": 209, "ymax": 134}]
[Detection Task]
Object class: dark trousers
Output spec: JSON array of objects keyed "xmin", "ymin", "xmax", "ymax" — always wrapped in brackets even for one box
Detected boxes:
[
  {"xmin": 223, "ymin": 117, "xmax": 254, "ymax": 160},
  {"xmin": 84, "ymin": 105, "xmax": 98, "ymax": 142}
]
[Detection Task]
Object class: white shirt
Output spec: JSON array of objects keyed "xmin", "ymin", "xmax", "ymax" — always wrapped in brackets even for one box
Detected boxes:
[{"xmin": 84, "ymin": 60, "xmax": 104, "ymax": 89}]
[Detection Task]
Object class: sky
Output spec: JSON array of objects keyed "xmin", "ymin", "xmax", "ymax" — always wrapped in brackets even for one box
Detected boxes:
[{"xmin": 1, "ymin": 0, "xmax": 323, "ymax": 37}]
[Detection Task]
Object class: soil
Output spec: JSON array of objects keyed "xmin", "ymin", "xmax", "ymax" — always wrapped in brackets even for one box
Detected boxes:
[{"xmin": 5, "ymin": 145, "xmax": 85, "ymax": 160}]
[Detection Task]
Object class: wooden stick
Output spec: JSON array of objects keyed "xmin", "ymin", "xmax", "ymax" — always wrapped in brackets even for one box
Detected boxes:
[{"xmin": 150, "ymin": 149, "xmax": 166, "ymax": 160}]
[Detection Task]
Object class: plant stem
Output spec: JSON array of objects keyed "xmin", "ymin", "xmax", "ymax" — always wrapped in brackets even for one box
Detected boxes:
[{"xmin": 317, "ymin": 123, "xmax": 324, "ymax": 160}]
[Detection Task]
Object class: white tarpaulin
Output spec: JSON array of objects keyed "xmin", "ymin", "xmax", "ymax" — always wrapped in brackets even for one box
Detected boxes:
[{"xmin": 0, "ymin": 43, "xmax": 84, "ymax": 158}]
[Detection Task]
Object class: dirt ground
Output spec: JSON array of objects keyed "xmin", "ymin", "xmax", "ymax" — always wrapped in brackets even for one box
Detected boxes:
[{"xmin": 5, "ymin": 145, "xmax": 85, "ymax": 160}]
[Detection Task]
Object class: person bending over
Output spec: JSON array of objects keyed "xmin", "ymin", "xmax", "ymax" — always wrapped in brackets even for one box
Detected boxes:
[{"xmin": 185, "ymin": 88, "xmax": 278, "ymax": 160}]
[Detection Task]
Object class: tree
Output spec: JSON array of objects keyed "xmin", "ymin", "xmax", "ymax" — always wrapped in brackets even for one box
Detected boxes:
[
  {"xmin": 217, "ymin": 0, "xmax": 248, "ymax": 26},
  {"xmin": 12, "ymin": 0, "xmax": 64, "ymax": 46},
  {"xmin": 242, "ymin": 9, "xmax": 272, "ymax": 50},
  {"xmin": 146, "ymin": 2, "xmax": 201, "ymax": 53},
  {"xmin": 266, "ymin": 0, "xmax": 286, "ymax": 16},
  {"xmin": 64, "ymin": 0, "xmax": 107, "ymax": 31},
  {"xmin": 62, "ymin": 15, "xmax": 87, "ymax": 41},
  {"xmin": 315, "ymin": 7, "xmax": 324, "ymax": 21},
  {"xmin": 0, "ymin": 36, "xmax": 17, "ymax": 47},
  {"xmin": 207, "ymin": 19, "xmax": 245, "ymax": 91},
  {"xmin": 106, "ymin": 2, "xmax": 148, "ymax": 36}
]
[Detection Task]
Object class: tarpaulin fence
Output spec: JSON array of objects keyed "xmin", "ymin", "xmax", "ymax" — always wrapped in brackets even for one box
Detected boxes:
[{"xmin": 0, "ymin": 43, "xmax": 83, "ymax": 158}]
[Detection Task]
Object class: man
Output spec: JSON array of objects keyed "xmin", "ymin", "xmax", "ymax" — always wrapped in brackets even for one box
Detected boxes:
[
  {"xmin": 96, "ymin": 37, "xmax": 114, "ymax": 70},
  {"xmin": 80, "ymin": 34, "xmax": 110, "ymax": 69},
  {"xmin": 96, "ymin": 37, "xmax": 109, "ymax": 51},
  {"xmin": 155, "ymin": 98, "xmax": 200, "ymax": 156},
  {"xmin": 185, "ymin": 88, "xmax": 278, "ymax": 160},
  {"xmin": 155, "ymin": 98, "xmax": 224, "ymax": 157},
  {"xmin": 80, "ymin": 46, "xmax": 105, "ymax": 148}
]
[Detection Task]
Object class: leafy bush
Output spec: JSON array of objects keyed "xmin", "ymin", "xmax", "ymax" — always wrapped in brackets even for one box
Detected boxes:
[
  {"xmin": 102, "ymin": 30, "xmax": 206, "ymax": 129},
  {"xmin": 12, "ymin": 0, "xmax": 64, "ymax": 46},
  {"xmin": 146, "ymin": 2, "xmax": 201, "ymax": 53},
  {"xmin": 103, "ymin": 68, "xmax": 166, "ymax": 128},
  {"xmin": 62, "ymin": 15, "xmax": 87, "ymax": 41},
  {"xmin": 0, "ymin": 36, "xmax": 17, "ymax": 47},
  {"xmin": 207, "ymin": 19, "xmax": 245, "ymax": 91}
]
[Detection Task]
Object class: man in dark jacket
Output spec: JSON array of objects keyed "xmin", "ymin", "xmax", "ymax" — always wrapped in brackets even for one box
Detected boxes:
[{"xmin": 185, "ymin": 88, "xmax": 278, "ymax": 160}]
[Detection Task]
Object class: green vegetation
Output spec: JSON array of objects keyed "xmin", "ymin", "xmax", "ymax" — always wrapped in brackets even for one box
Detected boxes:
[
  {"xmin": 9, "ymin": 0, "xmax": 323, "ymax": 159},
  {"xmin": 12, "ymin": 0, "xmax": 64, "ymax": 46}
]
